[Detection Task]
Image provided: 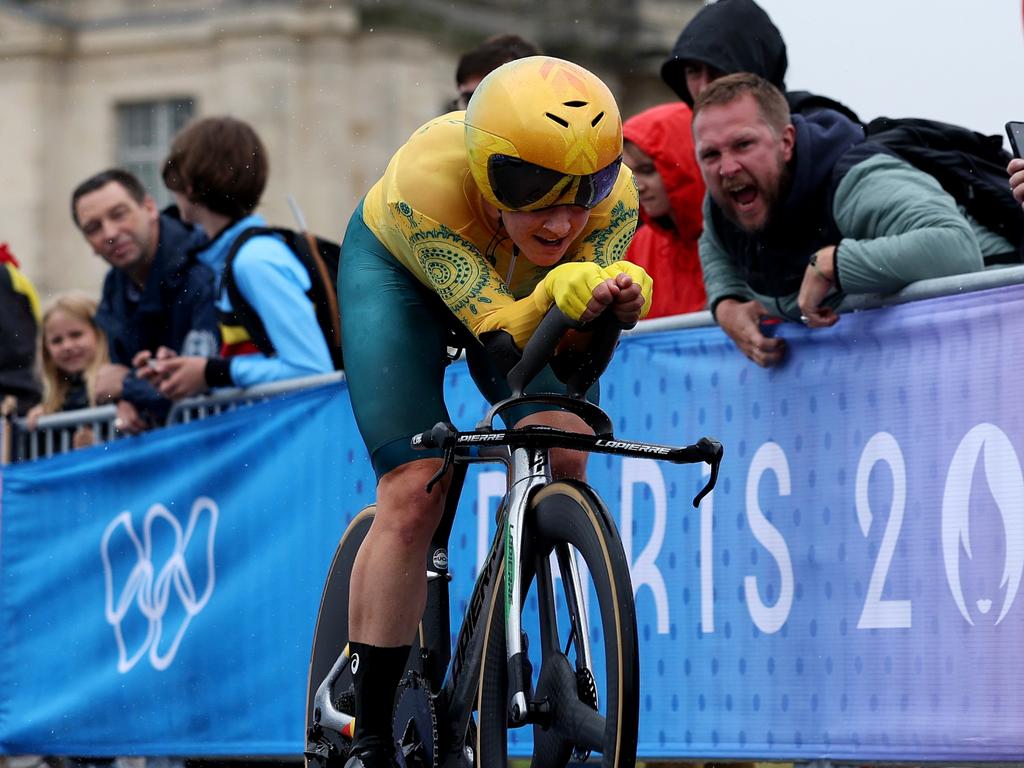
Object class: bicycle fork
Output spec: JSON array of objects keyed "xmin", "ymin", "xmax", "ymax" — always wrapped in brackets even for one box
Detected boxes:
[{"xmin": 503, "ymin": 446, "xmax": 595, "ymax": 726}]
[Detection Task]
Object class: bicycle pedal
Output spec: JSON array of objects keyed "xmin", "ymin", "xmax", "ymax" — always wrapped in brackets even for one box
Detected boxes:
[{"xmin": 305, "ymin": 731, "xmax": 348, "ymax": 768}]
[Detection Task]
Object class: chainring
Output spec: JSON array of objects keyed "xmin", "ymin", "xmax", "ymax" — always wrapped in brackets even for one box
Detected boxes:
[{"xmin": 393, "ymin": 672, "xmax": 440, "ymax": 768}]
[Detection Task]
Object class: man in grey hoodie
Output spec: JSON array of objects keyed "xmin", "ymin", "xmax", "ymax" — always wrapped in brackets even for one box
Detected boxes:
[{"xmin": 692, "ymin": 74, "xmax": 1006, "ymax": 367}]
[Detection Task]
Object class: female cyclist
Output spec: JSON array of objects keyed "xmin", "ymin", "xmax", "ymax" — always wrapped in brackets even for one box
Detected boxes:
[{"xmin": 336, "ymin": 55, "xmax": 650, "ymax": 768}]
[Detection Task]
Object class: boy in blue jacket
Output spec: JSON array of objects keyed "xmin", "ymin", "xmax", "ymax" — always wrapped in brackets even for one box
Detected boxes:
[{"xmin": 137, "ymin": 116, "xmax": 336, "ymax": 397}]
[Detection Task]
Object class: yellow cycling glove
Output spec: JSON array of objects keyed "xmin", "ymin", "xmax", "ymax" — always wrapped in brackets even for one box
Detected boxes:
[
  {"xmin": 602, "ymin": 260, "xmax": 654, "ymax": 320},
  {"xmin": 536, "ymin": 262, "xmax": 608, "ymax": 322}
]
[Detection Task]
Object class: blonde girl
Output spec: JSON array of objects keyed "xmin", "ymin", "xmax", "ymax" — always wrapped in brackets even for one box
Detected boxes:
[{"xmin": 27, "ymin": 292, "xmax": 109, "ymax": 444}]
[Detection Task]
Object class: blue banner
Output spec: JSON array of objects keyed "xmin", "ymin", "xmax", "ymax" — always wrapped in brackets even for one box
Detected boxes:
[
  {"xmin": 0, "ymin": 386, "xmax": 374, "ymax": 756},
  {"xmin": 2, "ymin": 284, "xmax": 1023, "ymax": 761}
]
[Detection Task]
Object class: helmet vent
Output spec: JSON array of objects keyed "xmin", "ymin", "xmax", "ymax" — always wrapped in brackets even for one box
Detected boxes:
[
  {"xmin": 563, "ymin": 100, "xmax": 588, "ymax": 107},
  {"xmin": 591, "ymin": 111, "xmax": 606, "ymax": 127},
  {"xmin": 545, "ymin": 112, "xmax": 570, "ymax": 128}
]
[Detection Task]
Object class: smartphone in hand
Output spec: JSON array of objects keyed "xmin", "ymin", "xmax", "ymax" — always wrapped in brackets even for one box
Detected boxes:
[{"xmin": 1006, "ymin": 121, "xmax": 1024, "ymax": 158}]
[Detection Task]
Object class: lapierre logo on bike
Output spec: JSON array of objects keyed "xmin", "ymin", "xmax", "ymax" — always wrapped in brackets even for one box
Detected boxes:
[
  {"xmin": 457, "ymin": 433, "xmax": 506, "ymax": 443},
  {"xmin": 595, "ymin": 438, "xmax": 672, "ymax": 455}
]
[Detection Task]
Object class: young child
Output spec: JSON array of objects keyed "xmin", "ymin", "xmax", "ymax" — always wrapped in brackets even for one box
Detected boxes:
[{"xmin": 27, "ymin": 292, "xmax": 110, "ymax": 448}]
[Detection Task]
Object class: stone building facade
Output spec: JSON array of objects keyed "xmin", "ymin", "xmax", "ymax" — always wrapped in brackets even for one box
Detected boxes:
[{"xmin": 0, "ymin": 0, "xmax": 697, "ymax": 298}]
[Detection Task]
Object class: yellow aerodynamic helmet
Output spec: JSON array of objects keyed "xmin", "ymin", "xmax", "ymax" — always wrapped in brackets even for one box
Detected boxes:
[{"xmin": 465, "ymin": 55, "xmax": 623, "ymax": 212}]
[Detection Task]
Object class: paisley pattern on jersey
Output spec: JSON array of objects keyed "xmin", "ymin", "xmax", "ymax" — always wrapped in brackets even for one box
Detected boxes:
[
  {"xmin": 583, "ymin": 199, "xmax": 640, "ymax": 268},
  {"xmin": 410, "ymin": 224, "xmax": 511, "ymax": 321}
]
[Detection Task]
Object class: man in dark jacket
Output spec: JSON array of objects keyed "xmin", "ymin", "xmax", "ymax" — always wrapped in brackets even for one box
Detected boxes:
[
  {"xmin": 692, "ymin": 74, "xmax": 1006, "ymax": 367},
  {"xmin": 661, "ymin": 0, "xmax": 861, "ymax": 123},
  {"xmin": 72, "ymin": 169, "xmax": 218, "ymax": 432}
]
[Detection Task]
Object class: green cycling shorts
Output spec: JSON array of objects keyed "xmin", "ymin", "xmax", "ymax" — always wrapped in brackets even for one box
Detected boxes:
[{"xmin": 338, "ymin": 201, "xmax": 598, "ymax": 479}]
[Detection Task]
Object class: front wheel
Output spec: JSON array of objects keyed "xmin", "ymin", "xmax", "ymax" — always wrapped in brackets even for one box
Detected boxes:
[{"xmin": 476, "ymin": 481, "xmax": 639, "ymax": 768}]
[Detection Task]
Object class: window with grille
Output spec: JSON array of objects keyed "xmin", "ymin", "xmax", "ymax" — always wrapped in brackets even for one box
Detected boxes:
[{"xmin": 116, "ymin": 99, "xmax": 195, "ymax": 209}]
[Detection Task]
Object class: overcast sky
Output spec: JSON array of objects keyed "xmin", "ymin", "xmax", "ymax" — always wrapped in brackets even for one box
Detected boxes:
[{"xmin": 757, "ymin": 0, "xmax": 1024, "ymax": 144}]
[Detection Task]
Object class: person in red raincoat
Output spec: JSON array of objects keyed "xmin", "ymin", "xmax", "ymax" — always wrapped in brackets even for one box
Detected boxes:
[{"xmin": 623, "ymin": 102, "xmax": 707, "ymax": 318}]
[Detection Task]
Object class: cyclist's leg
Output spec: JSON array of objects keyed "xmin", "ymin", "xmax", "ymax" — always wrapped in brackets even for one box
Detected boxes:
[{"xmin": 337, "ymin": 203, "xmax": 457, "ymax": 765}]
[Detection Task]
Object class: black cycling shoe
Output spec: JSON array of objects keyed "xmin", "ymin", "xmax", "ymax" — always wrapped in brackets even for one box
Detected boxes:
[{"xmin": 344, "ymin": 737, "xmax": 398, "ymax": 768}]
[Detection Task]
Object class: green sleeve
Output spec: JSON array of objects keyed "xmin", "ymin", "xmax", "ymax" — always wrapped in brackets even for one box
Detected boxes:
[
  {"xmin": 697, "ymin": 196, "xmax": 755, "ymax": 318},
  {"xmin": 832, "ymin": 154, "xmax": 984, "ymax": 295}
]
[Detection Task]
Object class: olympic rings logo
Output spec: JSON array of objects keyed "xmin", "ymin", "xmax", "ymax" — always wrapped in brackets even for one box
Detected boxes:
[{"xmin": 100, "ymin": 497, "xmax": 219, "ymax": 673}]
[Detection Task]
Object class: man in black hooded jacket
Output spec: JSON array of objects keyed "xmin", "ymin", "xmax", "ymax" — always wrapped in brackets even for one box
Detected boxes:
[
  {"xmin": 661, "ymin": 0, "xmax": 861, "ymax": 123},
  {"xmin": 72, "ymin": 169, "xmax": 218, "ymax": 432}
]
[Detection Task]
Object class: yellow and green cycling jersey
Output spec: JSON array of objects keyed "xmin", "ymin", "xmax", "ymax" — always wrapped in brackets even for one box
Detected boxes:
[{"xmin": 361, "ymin": 111, "xmax": 639, "ymax": 349}]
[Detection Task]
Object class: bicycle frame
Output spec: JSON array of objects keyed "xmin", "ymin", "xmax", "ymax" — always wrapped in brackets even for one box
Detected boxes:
[
  {"xmin": 409, "ymin": 392, "xmax": 722, "ymax": 761},
  {"xmin": 419, "ymin": 438, "xmax": 564, "ymax": 760},
  {"xmin": 310, "ymin": 310, "xmax": 724, "ymax": 767}
]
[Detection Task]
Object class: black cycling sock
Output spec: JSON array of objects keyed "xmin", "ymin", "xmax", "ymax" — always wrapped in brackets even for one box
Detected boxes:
[{"xmin": 349, "ymin": 641, "xmax": 411, "ymax": 748}]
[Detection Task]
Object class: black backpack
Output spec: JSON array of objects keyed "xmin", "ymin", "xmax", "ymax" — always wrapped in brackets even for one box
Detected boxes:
[
  {"xmin": 221, "ymin": 227, "xmax": 343, "ymax": 370},
  {"xmin": 835, "ymin": 117, "xmax": 1024, "ymax": 264}
]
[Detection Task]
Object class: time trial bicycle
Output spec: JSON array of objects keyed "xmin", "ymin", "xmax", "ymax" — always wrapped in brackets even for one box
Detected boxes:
[{"xmin": 305, "ymin": 309, "xmax": 723, "ymax": 768}]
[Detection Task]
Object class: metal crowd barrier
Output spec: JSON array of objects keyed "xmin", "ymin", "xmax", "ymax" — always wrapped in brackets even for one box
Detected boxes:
[
  {"xmin": 2, "ymin": 372, "xmax": 344, "ymax": 464},
  {"xmin": 3, "ymin": 403, "xmax": 120, "ymax": 463},
  {"xmin": 630, "ymin": 263, "xmax": 1024, "ymax": 334},
  {"xmin": 3, "ymin": 264, "xmax": 1022, "ymax": 465},
  {"xmin": 165, "ymin": 371, "xmax": 344, "ymax": 424}
]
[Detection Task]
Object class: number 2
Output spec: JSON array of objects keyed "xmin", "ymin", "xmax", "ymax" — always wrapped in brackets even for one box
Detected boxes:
[{"xmin": 855, "ymin": 432, "xmax": 912, "ymax": 629}]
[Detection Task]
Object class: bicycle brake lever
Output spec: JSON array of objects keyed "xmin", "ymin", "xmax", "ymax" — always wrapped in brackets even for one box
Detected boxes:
[
  {"xmin": 413, "ymin": 422, "xmax": 457, "ymax": 493},
  {"xmin": 425, "ymin": 447, "xmax": 452, "ymax": 493},
  {"xmin": 691, "ymin": 438, "xmax": 724, "ymax": 508},
  {"xmin": 425, "ymin": 432, "xmax": 458, "ymax": 493}
]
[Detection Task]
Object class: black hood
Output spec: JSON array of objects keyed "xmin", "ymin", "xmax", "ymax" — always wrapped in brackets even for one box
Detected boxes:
[
  {"xmin": 781, "ymin": 111, "xmax": 865, "ymax": 221},
  {"xmin": 662, "ymin": 0, "xmax": 787, "ymax": 105}
]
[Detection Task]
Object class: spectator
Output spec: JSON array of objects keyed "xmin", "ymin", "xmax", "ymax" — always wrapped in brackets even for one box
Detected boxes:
[
  {"xmin": 0, "ymin": 243, "xmax": 41, "ymax": 416},
  {"xmin": 661, "ymin": 0, "xmax": 861, "ymax": 122},
  {"xmin": 622, "ymin": 103, "xmax": 707, "ymax": 317},
  {"xmin": 1010, "ymin": 157, "xmax": 1024, "ymax": 211},
  {"xmin": 140, "ymin": 116, "xmax": 335, "ymax": 399},
  {"xmin": 450, "ymin": 33, "xmax": 540, "ymax": 111},
  {"xmin": 72, "ymin": 169, "xmax": 218, "ymax": 434},
  {"xmin": 692, "ymin": 74, "xmax": 1000, "ymax": 367},
  {"xmin": 26, "ymin": 292, "xmax": 109, "ymax": 450}
]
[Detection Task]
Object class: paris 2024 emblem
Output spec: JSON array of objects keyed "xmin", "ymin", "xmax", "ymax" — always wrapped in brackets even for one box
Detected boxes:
[{"xmin": 941, "ymin": 424, "xmax": 1024, "ymax": 626}]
